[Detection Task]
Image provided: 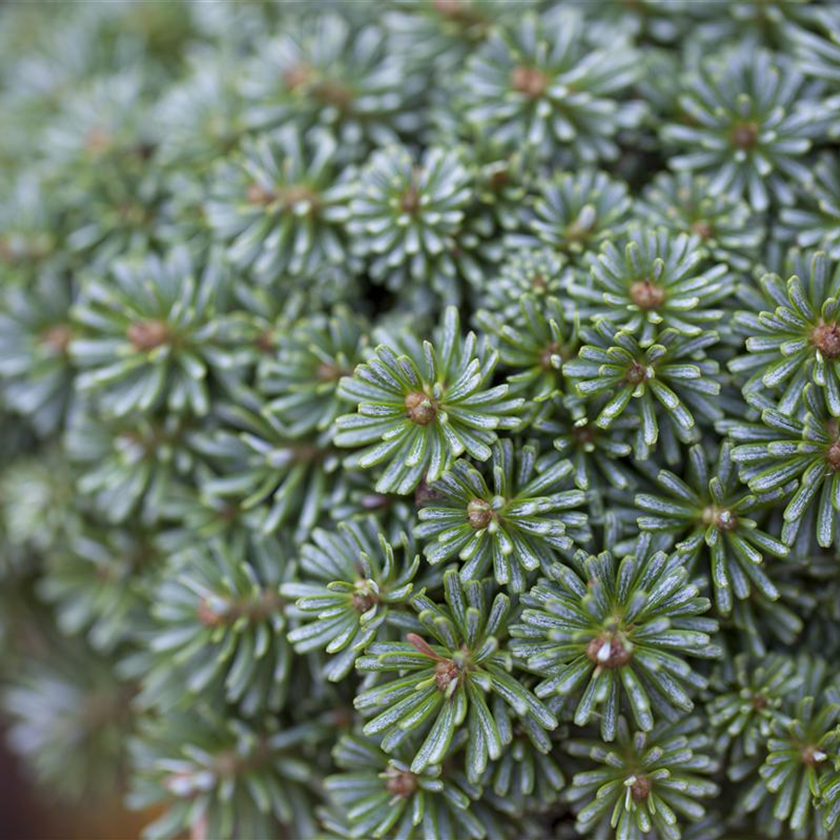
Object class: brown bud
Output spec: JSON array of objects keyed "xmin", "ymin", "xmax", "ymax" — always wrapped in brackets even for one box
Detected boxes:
[
  {"xmin": 127, "ymin": 319, "xmax": 169, "ymax": 351},
  {"xmin": 625, "ymin": 362, "xmax": 648, "ymax": 386},
  {"xmin": 827, "ymin": 441, "xmax": 840, "ymax": 471},
  {"xmin": 85, "ymin": 126, "xmax": 111, "ymax": 156},
  {"xmin": 255, "ymin": 329, "xmax": 275, "ymax": 354},
  {"xmin": 197, "ymin": 598, "xmax": 225, "ymax": 627},
  {"xmin": 701, "ymin": 505, "xmax": 739, "ymax": 532},
  {"xmin": 283, "ymin": 63, "xmax": 314, "ymax": 91},
  {"xmin": 466, "ymin": 499, "xmax": 494, "ymax": 530},
  {"xmin": 246, "ymin": 183, "xmax": 276, "ymax": 206},
  {"xmin": 691, "ymin": 220, "xmax": 714, "ymax": 239},
  {"xmin": 313, "ymin": 80, "xmax": 354, "ymax": 109},
  {"xmin": 400, "ymin": 185, "xmax": 421, "ymax": 215},
  {"xmin": 630, "ymin": 774, "xmax": 652, "ymax": 801},
  {"xmin": 386, "ymin": 768, "xmax": 418, "ymax": 798},
  {"xmin": 801, "ymin": 745, "xmax": 828, "ymax": 767},
  {"xmin": 539, "ymin": 341, "xmax": 560, "ymax": 370},
  {"xmin": 629, "ymin": 280, "xmax": 666, "ymax": 310},
  {"xmin": 531, "ymin": 273, "xmax": 548, "ymax": 292},
  {"xmin": 572, "ymin": 424, "xmax": 596, "ymax": 447},
  {"xmin": 811, "ymin": 322, "xmax": 840, "ymax": 360},
  {"xmin": 316, "ymin": 362, "xmax": 343, "ymax": 381},
  {"xmin": 352, "ymin": 587, "xmax": 378, "ymax": 613},
  {"xmin": 434, "ymin": 658, "xmax": 460, "ymax": 692},
  {"xmin": 586, "ymin": 635, "xmax": 633, "ymax": 669},
  {"xmin": 510, "ymin": 66, "xmax": 549, "ymax": 99},
  {"xmin": 432, "ymin": 0, "xmax": 464, "ymax": 17},
  {"xmin": 40, "ymin": 324, "xmax": 72, "ymax": 354},
  {"xmin": 405, "ymin": 391, "xmax": 437, "ymax": 425},
  {"xmin": 731, "ymin": 121, "xmax": 759, "ymax": 150}
]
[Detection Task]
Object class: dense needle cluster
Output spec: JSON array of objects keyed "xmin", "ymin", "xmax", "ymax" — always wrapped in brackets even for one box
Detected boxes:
[{"xmin": 2, "ymin": 3, "xmax": 840, "ymax": 840}]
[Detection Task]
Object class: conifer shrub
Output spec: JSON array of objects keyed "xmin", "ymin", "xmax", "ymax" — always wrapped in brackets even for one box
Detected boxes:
[{"xmin": 2, "ymin": 2, "xmax": 840, "ymax": 839}]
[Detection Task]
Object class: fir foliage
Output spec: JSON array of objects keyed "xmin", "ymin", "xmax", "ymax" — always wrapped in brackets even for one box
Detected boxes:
[{"xmin": 2, "ymin": 3, "xmax": 840, "ymax": 840}]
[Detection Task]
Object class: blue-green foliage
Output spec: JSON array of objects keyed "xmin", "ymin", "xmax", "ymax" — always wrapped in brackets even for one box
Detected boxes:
[{"xmin": 1, "ymin": 3, "xmax": 840, "ymax": 840}]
